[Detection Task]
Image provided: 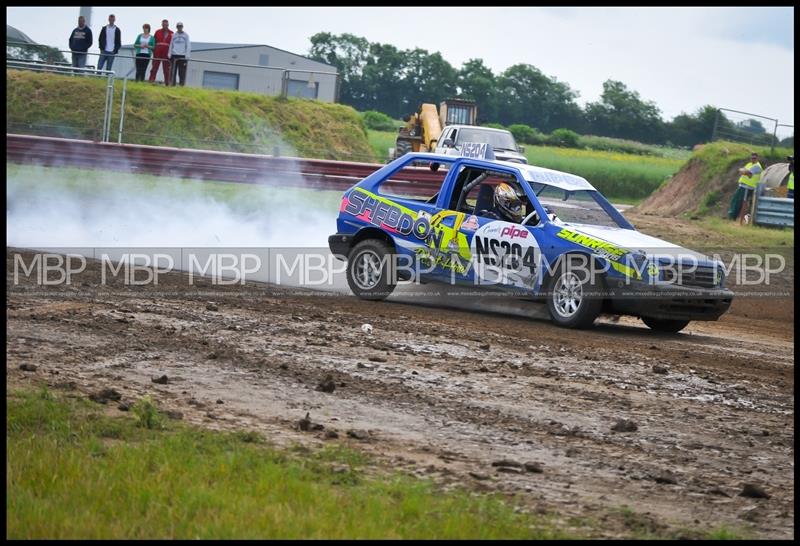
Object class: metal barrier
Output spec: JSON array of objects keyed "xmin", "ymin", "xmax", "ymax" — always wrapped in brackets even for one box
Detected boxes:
[
  {"xmin": 6, "ymin": 60, "xmax": 116, "ymax": 142},
  {"xmin": 753, "ymin": 184, "xmax": 794, "ymax": 228}
]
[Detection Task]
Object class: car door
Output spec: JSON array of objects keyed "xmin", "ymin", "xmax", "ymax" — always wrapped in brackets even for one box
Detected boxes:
[{"xmin": 430, "ymin": 163, "xmax": 543, "ymax": 291}]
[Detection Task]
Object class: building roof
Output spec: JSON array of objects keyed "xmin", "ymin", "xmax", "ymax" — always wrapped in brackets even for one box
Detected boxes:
[
  {"xmin": 119, "ymin": 41, "xmax": 335, "ymax": 70},
  {"xmin": 7, "ymin": 24, "xmax": 37, "ymax": 45}
]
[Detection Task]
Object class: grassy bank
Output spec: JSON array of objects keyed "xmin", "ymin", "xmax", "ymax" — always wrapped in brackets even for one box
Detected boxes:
[
  {"xmin": 6, "ymin": 69, "xmax": 375, "ymax": 162},
  {"xmin": 7, "ymin": 387, "xmax": 565, "ymax": 539},
  {"xmin": 366, "ymin": 130, "xmax": 685, "ymax": 201}
]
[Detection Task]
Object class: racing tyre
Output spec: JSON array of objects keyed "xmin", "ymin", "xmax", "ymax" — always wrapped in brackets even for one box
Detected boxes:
[
  {"xmin": 641, "ymin": 317, "xmax": 690, "ymax": 333},
  {"xmin": 346, "ymin": 239, "xmax": 397, "ymax": 301},
  {"xmin": 395, "ymin": 140, "xmax": 412, "ymax": 159},
  {"xmin": 545, "ymin": 256, "xmax": 603, "ymax": 329}
]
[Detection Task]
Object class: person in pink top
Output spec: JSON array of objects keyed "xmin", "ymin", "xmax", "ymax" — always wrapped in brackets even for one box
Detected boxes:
[{"xmin": 148, "ymin": 19, "xmax": 173, "ymax": 85}]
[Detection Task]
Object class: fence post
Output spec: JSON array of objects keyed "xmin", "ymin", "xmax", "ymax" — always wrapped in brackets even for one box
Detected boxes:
[
  {"xmin": 281, "ymin": 70, "xmax": 289, "ymax": 98},
  {"xmin": 711, "ymin": 108, "xmax": 720, "ymax": 142},
  {"xmin": 771, "ymin": 120, "xmax": 779, "ymax": 154},
  {"xmin": 118, "ymin": 77, "xmax": 128, "ymax": 144},
  {"xmin": 103, "ymin": 72, "xmax": 115, "ymax": 142}
]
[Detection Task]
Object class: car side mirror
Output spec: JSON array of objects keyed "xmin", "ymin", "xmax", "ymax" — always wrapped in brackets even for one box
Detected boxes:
[
  {"xmin": 443, "ymin": 138, "xmax": 455, "ymax": 148},
  {"xmin": 518, "ymin": 145, "xmax": 525, "ymax": 153}
]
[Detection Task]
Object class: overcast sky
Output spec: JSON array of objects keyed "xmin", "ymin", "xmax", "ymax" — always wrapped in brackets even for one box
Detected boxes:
[{"xmin": 6, "ymin": 6, "xmax": 795, "ymax": 136}]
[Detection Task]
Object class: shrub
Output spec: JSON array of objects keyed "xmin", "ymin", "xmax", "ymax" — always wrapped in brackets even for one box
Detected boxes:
[
  {"xmin": 507, "ymin": 124, "xmax": 545, "ymax": 145},
  {"xmin": 548, "ymin": 128, "xmax": 581, "ymax": 148},
  {"xmin": 361, "ymin": 110, "xmax": 398, "ymax": 132},
  {"xmin": 483, "ymin": 123, "xmax": 506, "ymax": 130},
  {"xmin": 133, "ymin": 396, "xmax": 163, "ymax": 430}
]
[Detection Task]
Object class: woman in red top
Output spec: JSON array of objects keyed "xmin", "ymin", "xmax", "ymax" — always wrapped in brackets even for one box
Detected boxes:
[{"xmin": 148, "ymin": 19, "xmax": 173, "ymax": 85}]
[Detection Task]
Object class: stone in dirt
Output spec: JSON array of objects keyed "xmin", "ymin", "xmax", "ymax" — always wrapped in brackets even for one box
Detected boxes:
[
  {"xmin": 739, "ymin": 483, "xmax": 770, "ymax": 499},
  {"xmin": 496, "ymin": 466, "xmax": 524, "ymax": 474},
  {"xmin": 524, "ymin": 461, "xmax": 544, "ymax": 473},
  {"xmin": 653, "ymin": 470, "xmax": 678, "ymax": 484},
  {"xmin": 206, "ymin": 302, "xmax": 219, "ymax": 311},
  {"xmin": 479, "ymin": 343, "xmax": 491, "ymax": 350},
  {"xmin": 117, "ymin": 401, "xmax": 132, "ymax": 411},
  {"xmin": 611, "ymin": 419, "xmax": 638, "ymax": 432},
  {"xmin": 152, "ymin": 375, "xmax": 169, "ymax": 384},
  {"xmin": 469, "ymin": 472, "xmax": 490, "ymax": 480},
  {"xmin": 707, "ymin": 487, "xmax": 730, "ymax": 497},
  {"xmin": 298, "ymin": 412, "xmax": 312, "ymax": 431},
  {"xmin": 357, "ymin": 362, "xmax": 375, "ymax": 370},
  {"xmin": 19, "ymin": 363, "xmax": 37, "ymax": 372},
  {"xmin": 368, "ymin": 356, "xmax": 387, "ymax": 363},
  {"xmin": 89, "ymin": 388, "xmax": 122, "ymax": 404},
  {"xmin": 216, "ymin": 399, "xmax": 224, "ymax": 404},
  {"xmin": 165, "ymin": 410, "xmax": 184, "ymax": 420},
  {"xmin": 652, "ymin": 364, "xmax": 669, "ymax": 374},
  {"xmin": 324, "ymin": 430, "xmax": 339, "ymax": 439},
  {"xmin": 346, "ymin": 429, "xmax": 369, "ymax": 440},
  {"xmin": 491, "ymin": 460, "xmax": 523, "ymax": 468},
  {"xmin": 317, "ymin": 374, "xmax": 336, "ymax": 393}
]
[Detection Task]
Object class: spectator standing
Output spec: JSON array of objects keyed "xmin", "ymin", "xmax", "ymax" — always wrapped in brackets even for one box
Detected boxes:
[
  {"xmin": 133, "ymin": 24, "xmax": 155, "ymax": 82},
  {"xmin": 97, "ymin": 14, "xmax": 122, "ymax": 72},
  {"xmin": 149, "ymin": 19, "xmax": 173, "ymax": 85},
  {"xmin": 168, "ymin": 22, "xmax": 191, "ymax": 86},
  {"xmin": 727, "ymin": 151, "xmax": 763, "ymax": 221},
  {"xmin": 68, "ymin": 15, "xmax": 92, "ymax": 68}
]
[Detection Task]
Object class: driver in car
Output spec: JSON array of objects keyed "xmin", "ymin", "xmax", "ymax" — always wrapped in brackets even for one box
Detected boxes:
[{"xmin": 478, "ymin": 182, "xmax": 524, "ymax": 223}]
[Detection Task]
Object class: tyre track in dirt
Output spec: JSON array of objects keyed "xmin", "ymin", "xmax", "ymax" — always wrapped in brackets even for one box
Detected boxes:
[{"xmin": 6, "ymin": 248, "xmax": 794, "ymax": 538}]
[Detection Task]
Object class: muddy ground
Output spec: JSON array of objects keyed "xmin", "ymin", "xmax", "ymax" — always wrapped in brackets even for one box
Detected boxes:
[{"xmin": 6, "ymin": 241, "xmax": 794, "ymax": 539}]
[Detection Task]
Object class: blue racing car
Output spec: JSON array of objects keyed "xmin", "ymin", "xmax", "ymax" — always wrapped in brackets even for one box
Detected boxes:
[{"xmin": 328, "ymin": 152, "xmax": 733, "ymax": 332}]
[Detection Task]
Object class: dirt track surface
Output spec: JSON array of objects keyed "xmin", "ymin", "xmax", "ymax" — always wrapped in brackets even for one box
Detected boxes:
[{"xmin": 7, "ymin": 248, "xmax": 794, "ymax": 539}]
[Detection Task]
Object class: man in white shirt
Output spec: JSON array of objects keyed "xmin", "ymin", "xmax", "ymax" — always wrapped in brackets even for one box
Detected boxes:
[
  {"xmin": 97, "ymin": 13, "xmax": 122, "ymax": 72},
  {"xmin": 168, "ymin": 22, "xmax": 191, "ymax": 86}
]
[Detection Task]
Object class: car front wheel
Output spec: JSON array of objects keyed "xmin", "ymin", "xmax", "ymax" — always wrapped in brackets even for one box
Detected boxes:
[
  {"xmin": 545, "ymin": 257, "xmax": 603, "ymax": 329},
  {"xmin": 346, "ymin": 239, "xmax": 397, "ymax": 301}
]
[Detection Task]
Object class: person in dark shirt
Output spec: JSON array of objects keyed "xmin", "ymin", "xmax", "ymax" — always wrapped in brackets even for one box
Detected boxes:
[{"xmin": 68, "ymin": 15, "xmax": 93, "ymax": 69}]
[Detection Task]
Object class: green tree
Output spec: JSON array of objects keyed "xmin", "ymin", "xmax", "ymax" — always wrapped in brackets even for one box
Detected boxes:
[
  {"xmin": 401, "ymin": 48, "xmax": 458, "ymax": 115},
  {"xmin": 458, "ymin": 58, "xmax": 497, "ymax": 123},
  {"xmin": 494, "ymin": 64, "xmax": 582, "ymax": 132},
  {"xmin": 584, "ymin": 80, "xmax": 665, "ymax": 143},
  {"xmin": 665, "ymin": 105, "xmax": 721, "ymax": 147},
  {"xmin": 7, "ymin": 43, "xmax": 68, "ymax": 64},
  {"xmin": 309, "ymin": 32, "xmax": 371, "ymax": 108}
]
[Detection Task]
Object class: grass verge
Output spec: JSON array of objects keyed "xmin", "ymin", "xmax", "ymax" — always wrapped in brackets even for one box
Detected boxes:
[
  {"xmin": 7, "ymin": 386, "xmax": 567, "ymax": 539},
  {"xmin": 7, "ymin": 69, "xmax": 375, "ymax": 162}
]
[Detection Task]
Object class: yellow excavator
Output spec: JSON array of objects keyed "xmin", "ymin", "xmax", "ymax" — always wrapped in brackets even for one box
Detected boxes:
[{"xmin": 394, "ymin": 99, "xmax": 478, "ymax": 159}]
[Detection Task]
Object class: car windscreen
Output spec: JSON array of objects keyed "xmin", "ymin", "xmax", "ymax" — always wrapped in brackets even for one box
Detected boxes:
[
  {"xmin": 456, "ymin": 129, "xmax": 517, "ymax": 150},
  {"xmin": 532, "ymin": 184, "xmax": 625, "ymax": 228}
]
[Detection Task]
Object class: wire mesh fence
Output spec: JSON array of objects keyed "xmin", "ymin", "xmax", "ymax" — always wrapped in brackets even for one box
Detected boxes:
[{"xmin": 712, "ymin": 108, "xmax": 794, "ymax": 152}]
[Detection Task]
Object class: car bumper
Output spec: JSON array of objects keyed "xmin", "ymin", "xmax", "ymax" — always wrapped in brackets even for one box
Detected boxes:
[
  {"xmin": 607, "ymin": 281, "xmax": 734, "ymax": 321},
  {"xmin": 328, "ymin": 233, "xmax": 353, "ymax": 260}
]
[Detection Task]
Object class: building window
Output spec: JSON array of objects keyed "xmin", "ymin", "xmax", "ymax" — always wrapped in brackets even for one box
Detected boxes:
[
  {"xmin": 258, "ymin": 54, "xmax": 270, "ymax": 66},
  {"xmin": 287, "ymin": 79, "xmax": 318, "ymax": 99},
  {"xmin": 202, "ymin": 71, "xmax": 240, "ymax": 90}
]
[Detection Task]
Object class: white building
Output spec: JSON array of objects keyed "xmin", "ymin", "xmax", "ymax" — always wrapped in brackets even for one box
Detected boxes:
[{"xmin": 114, "ymin": 42, "xmax": 339, "ymax": 102}]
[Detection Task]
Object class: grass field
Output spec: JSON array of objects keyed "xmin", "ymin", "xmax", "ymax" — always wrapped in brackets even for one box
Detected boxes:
[
  {"xmin": 7, "ymin": 387, "xmax": 567, "ymax": 539},
  {"xmin": 7, "ymin": 70, "xmax": 375, "ymax": 162},
  {"xmin": 366, "ymin": 130, "xmax": 685, "ymax": 201}
]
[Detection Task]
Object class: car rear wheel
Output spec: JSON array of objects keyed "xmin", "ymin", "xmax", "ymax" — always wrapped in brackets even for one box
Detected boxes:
[
  {"xmin": 545, "ymin": 257, "xmax": 603, "ymax": 329},
  {"xmin": 346, "ymin": 239, "xmax": 397, "ymax": 301},
  {"xmin": 641, "ymin": 317, "xmax": 690, "ymax": 333}
]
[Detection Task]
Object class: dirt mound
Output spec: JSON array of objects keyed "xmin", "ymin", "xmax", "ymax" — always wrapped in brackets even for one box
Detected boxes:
[
  {"xmin": 637, "ymin": 158, "xmax": 739, "ymax": 218},
  {"xmin": 635, "ymin": 142, "xmax": 793, "ymax": 218}
]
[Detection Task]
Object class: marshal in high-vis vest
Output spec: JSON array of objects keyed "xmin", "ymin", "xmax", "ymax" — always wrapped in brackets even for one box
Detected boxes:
[{"xmin": 727, "ymin": 152, "xmax": 763, "ymax": 220}]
